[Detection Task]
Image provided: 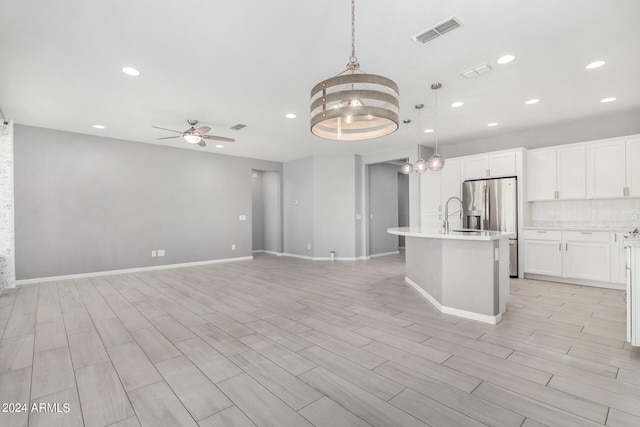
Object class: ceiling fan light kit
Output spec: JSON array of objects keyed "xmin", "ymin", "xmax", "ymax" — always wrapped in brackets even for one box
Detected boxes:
[
  {"xmin": 152, "ymin": 119, "xmax": 235, "ymax": 148},
  {"xmin": 310, "ymin": 0, "xmax": 399, "ymax": 141}
]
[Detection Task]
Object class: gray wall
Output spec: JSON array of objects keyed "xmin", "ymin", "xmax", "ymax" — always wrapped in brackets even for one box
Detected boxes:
[
  {"xmin": 397, "ymin": 172, "xmax": 410, "ymax": 247},
  {"xmin": 14, "ymin": 125, "xmax": 282, "ymax": 280},
  {"xmin": 283, "ymin": 156, "xmax": 314, "ymax": 256},
  {"xmin": 262, "ymin": 171, "xmax": 280, "ymax": 253},
  {"xmin": 440, "ymin": 108, "xmax": 640, "ymax": 158},
  {"xmin": 368, "ymin": 163, "xmax": 400, "ymax": 255},
  {"xmin": 313, "ymin": 155, "xmax": 356, "ymax": 258},
  {"xmin": 251, "ymin": 171, "xmax": 264, "ymax": 251}
]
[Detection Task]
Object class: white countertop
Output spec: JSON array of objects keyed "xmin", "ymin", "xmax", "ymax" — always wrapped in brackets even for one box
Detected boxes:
[{"xmin": 388, "ymin": 227, "xmax": 515, "ymax": 241}]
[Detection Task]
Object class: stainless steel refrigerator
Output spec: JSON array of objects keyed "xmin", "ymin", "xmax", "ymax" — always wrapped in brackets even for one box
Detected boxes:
[{"xmin": 462, "ymin": 177, "xmax": 518, "ymax": 277}]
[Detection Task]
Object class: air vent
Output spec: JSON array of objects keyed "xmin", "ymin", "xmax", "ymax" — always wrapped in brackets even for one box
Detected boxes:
[
  {"xmin": 412, "ymin": 16, "xmax": 463, "ymax": 45},
  {"xmin": 230, "ymin": 123, "xmax": 247, "ymax": 130},
  {"xmin": 460, "ymin": 62, "xmax": 493, "ymax": 79}
]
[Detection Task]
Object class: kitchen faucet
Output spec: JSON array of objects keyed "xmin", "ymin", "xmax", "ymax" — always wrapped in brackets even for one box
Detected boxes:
[{"xmin": 443, "ymin": 196, "xmax": 462, "ymax": 232}]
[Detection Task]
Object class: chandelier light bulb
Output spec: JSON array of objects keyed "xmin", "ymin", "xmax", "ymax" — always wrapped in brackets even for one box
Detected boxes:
[
  {"xmin": 414, "ymin": 159, "xmax": 428, "ymax": 174},
  {"xmin": 400, "ymin": 162, "xmax": 414, "ymax": 175},
  {"xmin": 427, "ymin": 154, "xmax": 445, "ymax": 171}
]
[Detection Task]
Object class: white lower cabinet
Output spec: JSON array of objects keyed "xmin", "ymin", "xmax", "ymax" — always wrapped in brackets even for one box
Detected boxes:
[
  {"xmin": 524, "ymin": 229, "xmax": 613, "ymax": 284},
  {"xmin": 524, "ymin": 239, "xmax": 562, "ymax": 276},
  {"xmin": 611, "ymin": 232, "xmax": 627, "ymax": 284}
]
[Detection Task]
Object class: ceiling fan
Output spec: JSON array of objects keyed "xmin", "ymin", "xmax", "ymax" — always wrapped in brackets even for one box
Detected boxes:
[{"xmin": 152, "ymin": 119, "xmax": 235, "ymax": 147}]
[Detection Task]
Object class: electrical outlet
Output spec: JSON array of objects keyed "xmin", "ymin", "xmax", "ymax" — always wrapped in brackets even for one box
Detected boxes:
[
  {"xmin": 307, "ymin": 243, "xmax": 311, "ymax": 250},
  {"xmin": 631, "ymin": 213, "xmax": 639, "ymax": 220},
  {"xmin": 158, "ymin": 249, "xmax": 165, "ymax": 257},
  {"xmin": 232, "ymin": 244, "xmax": 236, "ymax": 251},
  {"xmin": 151, "ymin": 250, "xmax": 157, "ymax": 257},
  {"xmin": 239, "ymin": 215, "xmax": 247, "ymax": 221}
]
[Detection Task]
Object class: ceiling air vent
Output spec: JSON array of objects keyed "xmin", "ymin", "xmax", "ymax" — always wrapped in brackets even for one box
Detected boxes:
[
  {"xmin": 412, "ymin": 16, "xmax": 463, "ymax": 45},
  {"xmin": 230, "ymin": 123, "xmax": 247, "ymax": 130},
  {"xmin": 460, "ymin": 63, "xmax": 493, "ymax": 79}
]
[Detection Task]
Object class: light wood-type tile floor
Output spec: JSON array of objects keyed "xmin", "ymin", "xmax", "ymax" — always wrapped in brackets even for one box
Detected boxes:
[{"xmin": 1, "ymin": 253, "xmax": 639, "ymax": 427}]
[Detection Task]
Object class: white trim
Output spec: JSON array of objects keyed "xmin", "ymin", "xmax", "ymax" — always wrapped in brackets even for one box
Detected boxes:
[
  {"xmin": 253, "ymin": 250, "xmax": 284, "ymax": 256},
  {"xmin": 404, "ymin": 277, "xmax": 501, "ymax": 324},
  {"xmin": 16, "ymin": 256, "xmax": 254, "ymax": 285},
  {"xmin": 279, "ymin": 253, "xmax": 367, "ymax": 261},
  {"xmin": 524, "ymin": 273, "xmax": 625, "ymax": 290},
  {"xmin": 369, "ymin": 251, "xmax": 400, "ymax": 258}
]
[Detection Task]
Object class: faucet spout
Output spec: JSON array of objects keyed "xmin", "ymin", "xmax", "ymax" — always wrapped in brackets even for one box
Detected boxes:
[{"xmin": 444, "ymin": 196, "xmax": 463, "ymax": 232}]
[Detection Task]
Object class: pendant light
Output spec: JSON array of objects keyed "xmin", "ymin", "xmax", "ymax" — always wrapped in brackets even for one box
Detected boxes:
[
  {"xmin": 412, "ymin": 104, "xmax": 428, "ymax": 174},
  {"xmin": 400, "ymin": 120, "xmax": 413, "ymax": 174},
  {"xmin": 427, "ymin": 83, "xmax": 445, "ymax": 171},
  {"xmin": 399, "ymin": 104, "xmax": 429, "ymax": 174},
  {"xmin": 310, "ymin": 0, "xmax": 399, "ymax": 140}
]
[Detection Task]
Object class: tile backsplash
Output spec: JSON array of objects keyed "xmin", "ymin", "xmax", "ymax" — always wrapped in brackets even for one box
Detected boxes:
[{"xmin": 530, "ymin": 199, "xmax": 640, "ymax": 229}]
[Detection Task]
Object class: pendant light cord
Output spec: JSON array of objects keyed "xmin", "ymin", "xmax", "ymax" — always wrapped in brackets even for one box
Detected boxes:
[{"xmin": 434, "ymin": 87, "xmax": 439, "ymax": 155}]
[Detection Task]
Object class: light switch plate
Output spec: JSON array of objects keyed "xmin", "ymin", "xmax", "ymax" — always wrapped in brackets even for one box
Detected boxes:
[
  {"xmin": 239, "ymin": 215, "xmax": 247, "ymax": 221},
  {"xmin": 356, "ymin": 214, "xmax": 362, "ymax": 220},
  {"xmin": 151, "ymin": 251, "xmax": 157, "ymax": 257},
  {"xmin": 158, "ymin": 249, "xmax": 165, "ymax": 257},
  {"xmin": 231, "ymin": 244, "xmax": 236, "ymax": 251}
]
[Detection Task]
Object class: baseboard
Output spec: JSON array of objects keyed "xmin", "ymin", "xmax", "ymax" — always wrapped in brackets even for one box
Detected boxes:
[
  {"xmin": 404, "ymin": 277, "xmax": 501, "ymax": 325},
  {"xmin": 369, "ymin": 251, "xmax": 400, "ymax": 259},
  {"xmin": 16, "ymin": 256, "xmax": 254, "ymax": 285},
  {"xmin": 252, "ymin": 250, "xmax": 283, "ymax": 256},
  {"xmin": 523, "ymin": 273, "xmax": 625, "ymax": 290},
  {"xmin": 280, "ymin": 253, "xmax": 366, "ymax": 261}
]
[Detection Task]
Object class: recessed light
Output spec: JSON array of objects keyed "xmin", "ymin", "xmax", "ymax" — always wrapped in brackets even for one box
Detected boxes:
[
  {"xmin": 525, "ymin": 98, "xmax": 539, "ymax": 105},
  {"xmin": 121, "ymin": 67, "xmax": 140, "ymax": 76},
  {"xmin": 451, "ymin": 101, "xmax": 464, "ymax": 108},
  {"xmin": 586, "ymin": 60, "xmax": 606, "ymax": 69},
  {"xmin": 487, "ymin": 122, "xmax": 498, "ymax": 127},
  {"xmin": 93, "ymin": 124, "xmax": 105, "ymax": 129},
  {"xmin": 496, "ymin": 54, "xmax": 515, "ymax": 64},
  {"xmin": 285, "ymin": 113, "xmax": 296, "ymax": 119},
  {"xmin": 216, "ymin": 144, "xmax": 224, "ymax": 148},
  {"xmin": 600, "ymin": 97, "xmax": 616, "ymax": 103},
  {"xmin": 424, "ymin": 129, "xmax": 434, "ymax": 133}
]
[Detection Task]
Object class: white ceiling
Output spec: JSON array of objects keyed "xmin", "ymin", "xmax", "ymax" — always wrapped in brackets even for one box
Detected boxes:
[{"xmin": 1, "ymin": 0, "xmax": 639, "ymax": 162}]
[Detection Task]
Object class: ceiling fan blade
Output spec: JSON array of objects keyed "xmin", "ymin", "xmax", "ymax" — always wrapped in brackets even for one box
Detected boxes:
[
  {"xmin": 197, "ymin": 140, "xmax": 207, "ymax": 147},
  {"xmin": 195, "ymin": 126, "xmax": 211, "ymax": 134},
  {"xmin": 202, "ymin": 135, "xmax": 235, "ymax": 142},
  {"xmin": 152, "ymin": 126, "xmax": 183, "ymax": 133},
  {"xmin": 156, "ymin": 136, "xmax": 181, "ymax": 140}
]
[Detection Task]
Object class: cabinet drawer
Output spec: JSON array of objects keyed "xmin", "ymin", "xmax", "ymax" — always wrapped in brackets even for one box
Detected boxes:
[
  {"xmin": 563, "ymin": 231, "xmax": 610, "ymax": 243},
  {"xmin": 522, "ymin": 230, "xmax": 562, "ymax": 241}
]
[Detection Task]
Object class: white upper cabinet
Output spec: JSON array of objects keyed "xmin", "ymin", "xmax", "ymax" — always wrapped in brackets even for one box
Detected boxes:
[
  {"xmin": 587, "ymin": 138, "xmax": 627, "ymax": 198},
  {"xmin": 528, "ymin": 145, "xmax": 585, "ymax": 201},
  {"xmin": 627, "ymin": 136, "xmax": 640, "ymax": 197},
  {"xmin": 527, "ymin": 149, "xmax": 557, "ymax": 200},
  {"xmin": 557, "ymin": 145, "xmax": 586, "ymax": 199},
  {"xmin": 461, "ymin": 151, "xmax": 516, "ymax": 180}
]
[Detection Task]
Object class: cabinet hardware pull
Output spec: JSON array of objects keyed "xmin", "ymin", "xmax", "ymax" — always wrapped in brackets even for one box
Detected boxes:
[
  {"xmin": 566, "ymin": 243, "xmax": 568, "ymax": 251},
  {"xmin": 581, "ymin": 232, "xmax": 592, "ymax": 234},
  {"xmin": 558, "ymin": 242, "xmax": 561, "ymax": 251},
  {"xmin": 536, "ymin": 231, "xmax": 547, "ymax": 233},
  {"xmin": 615, "ymin": 234, "xmax": 617, "ymax": 242}
]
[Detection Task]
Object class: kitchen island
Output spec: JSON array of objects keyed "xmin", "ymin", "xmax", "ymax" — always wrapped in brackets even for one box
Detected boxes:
[{"xmin": 388, "ymin": 227, "xmax": 515, "ymax": 324}]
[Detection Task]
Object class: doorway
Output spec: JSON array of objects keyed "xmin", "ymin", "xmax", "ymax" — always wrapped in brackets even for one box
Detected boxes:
[
  {"xmin": 367, "ymin": 161, "xmax": 410, "ymax": 256},
  {"xmin": 251, "ymin": 170, "xmax": 281, "ymax": 254}
]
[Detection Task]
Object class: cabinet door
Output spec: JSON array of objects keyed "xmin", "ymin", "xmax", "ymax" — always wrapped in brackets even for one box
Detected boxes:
[
  {"xmin": 488, "ymin": 152, "xmax": 517, "ymax": 177},
  {"xmin": 610, "ymin": 232, "xmax": 627, "ymax": 284},
  {"xmin": 440, "ymin": 159, "xmax": 462, "ymax": 229},
  {"xmin": 587, "ymin": 139, "xmax": 626, "ymax": 198},
  {"xmin": 527, "ymin": 149, "xmax": 557, "ymax": 201},
  {"xmin": 524, "ymin": 240, "xmax": 562, "ymax": 276},
  {"xmin": 563, "ymin": 241, "xmax": 611, "ymax": 282},
  {"xmin": 461, "ymin": 157, "xmax": 489, "ymax": 181},
  {"xmin": 627, "ymin": 137, "xmax": 640, "ymax": 197},
  {"xmin": 557, "ymin": 145, "xmax": 586, "ymax": 199}
]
